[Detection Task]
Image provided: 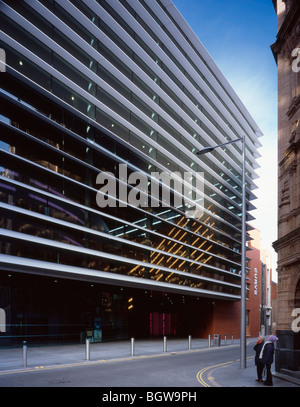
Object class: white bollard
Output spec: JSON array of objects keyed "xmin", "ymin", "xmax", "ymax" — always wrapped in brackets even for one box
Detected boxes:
[
  {"xmin": 131, "ymin": 338, "xmax": 135, "ymax": 356},
  {"xmin": 23, "ymin": 341, "xmax": 27, "ymax": 368},
  {"xmin": 163, "ymin": 336, "xmax": 167, "ymax": 352},
  {"xmin": 86, "ymin": 338, "xmax": 90, "ymax": 361}
]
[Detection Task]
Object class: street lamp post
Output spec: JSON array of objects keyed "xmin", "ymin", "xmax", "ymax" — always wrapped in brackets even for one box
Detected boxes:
[{"xmin": 197, "ymin": 136, "xmax": 247, "ymax": 369}]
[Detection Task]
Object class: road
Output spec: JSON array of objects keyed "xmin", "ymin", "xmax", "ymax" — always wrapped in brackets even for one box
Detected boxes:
[
  {"xmin": 0, "ymin": 340, "xmax": 297, "ymax": 394},
  {"xmin": 0, "ymin": 341, "xmax": 254, "ymax": 388}
]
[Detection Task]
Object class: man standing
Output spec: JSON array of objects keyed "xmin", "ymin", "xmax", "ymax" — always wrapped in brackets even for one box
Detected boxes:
[
  {"xmin": 254, "ymin": 336, "xmax": 265, "ymax": 382},
  {"xmin": 260, "ymin": 335, "xmax": 278, "ymax": 386}
]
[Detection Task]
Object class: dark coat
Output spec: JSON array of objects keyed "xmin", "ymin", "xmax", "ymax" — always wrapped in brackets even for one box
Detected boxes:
[
  {"xmin": 262, "ymin": 342, "xmax": 275, "ymax": 365},
  {"xmin": 254, "ymin": 342, "xmax": 264, "ymax": 365}
]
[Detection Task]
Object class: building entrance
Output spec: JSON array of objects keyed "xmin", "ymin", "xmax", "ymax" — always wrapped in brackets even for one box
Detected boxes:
[{"xmin": 149, "ymin": 312, "xmax": 178, "ymax": 336}]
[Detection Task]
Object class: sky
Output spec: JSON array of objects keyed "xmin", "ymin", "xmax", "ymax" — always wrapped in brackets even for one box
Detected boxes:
[{"xmin": 172, "ymin": 0, "xmax": 278, "ymax": 271}]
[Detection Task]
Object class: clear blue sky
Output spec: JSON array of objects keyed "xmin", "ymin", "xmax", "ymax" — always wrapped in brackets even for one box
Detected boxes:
[{"xmin": 172, "ymin": 0, "xmax": 278, "ymax": 261}]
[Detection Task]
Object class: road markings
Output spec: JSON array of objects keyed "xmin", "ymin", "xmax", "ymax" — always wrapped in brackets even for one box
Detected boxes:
[
  {"xmin": 196, "ymin": 356, "xmax": 254, "ymax": 387},
  {"xmin": 197, "ymin": 360, "xmax": 236, "ymax": 387}
]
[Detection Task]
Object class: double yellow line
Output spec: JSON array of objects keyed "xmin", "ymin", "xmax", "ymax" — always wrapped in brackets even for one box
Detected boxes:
[
  {"xmin": 197, "ymin": 360, "xmax": 238, "ymax": 387},
  {"xmin": 196, "ymin": 356, "xmax": 254, "ymax": 387}
]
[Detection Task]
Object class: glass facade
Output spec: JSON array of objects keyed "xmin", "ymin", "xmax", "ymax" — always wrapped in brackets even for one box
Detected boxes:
[{"xmin": 0, "ymin": 0, "xmax": 262, "ymax": 343}]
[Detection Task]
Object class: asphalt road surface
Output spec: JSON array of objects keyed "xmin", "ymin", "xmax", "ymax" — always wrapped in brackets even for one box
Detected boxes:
[
  {"xmin": 0, "ymin": 340, "xmax": 297, "ymax": 397},
  {"xmin": 0, "ymin": 342, "xmax": 259, "ymax": 388}
]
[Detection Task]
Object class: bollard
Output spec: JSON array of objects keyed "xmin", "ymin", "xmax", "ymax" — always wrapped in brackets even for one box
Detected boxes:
[
  {"xmin": 163, "ymin": 336, "xmax": 167, "ymax": 352},
  {"xmin": 208, "ymin": 334, "xmax": 211, "ymax": 348},
  {"xmin": 131, "ymin": 338, "xmax": 135, "ymax": 357},
  {"xmin": 23, "ymin": 341, "xmax": 27, "ymax": 368},
  {"xmin": 188, "ymin": 335, "xmax": 192, "ymax": 350},
  {"xmin": 231, "ymin": 333, "xmax": 234, "ymax": 345},
  {"xmin": 224, "ymin": 334, "xmax": 227, "ymax": 345},
  {"xmin": 86, "ymin": 338, "xmax": 90, "ymax": 361}
]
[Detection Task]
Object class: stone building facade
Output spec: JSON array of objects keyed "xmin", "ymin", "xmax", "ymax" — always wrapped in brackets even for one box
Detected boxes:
[{"xmin": 271, "ymin": 0, "xmax": 300, "ymax": 376}]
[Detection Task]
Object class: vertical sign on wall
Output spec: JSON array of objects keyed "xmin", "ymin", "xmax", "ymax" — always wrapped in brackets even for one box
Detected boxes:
[{"xmin": 254, "ymin": 268, "xmax": 258, "ymax": 295}]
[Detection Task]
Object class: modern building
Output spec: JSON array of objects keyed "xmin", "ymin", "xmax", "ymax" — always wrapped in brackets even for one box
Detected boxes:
[
  {"xmin": 271, "ymin": 0, "xmax": 300, "ymax": 377},
  {"xmin": 0, "ymin": 0, "xmax": 262, "ymax": 345}
]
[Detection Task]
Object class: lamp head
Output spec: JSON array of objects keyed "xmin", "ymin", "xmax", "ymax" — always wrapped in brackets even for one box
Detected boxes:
[{"xmin": 196, "ymin": 146, "xmax": 215, "ymax": 155}]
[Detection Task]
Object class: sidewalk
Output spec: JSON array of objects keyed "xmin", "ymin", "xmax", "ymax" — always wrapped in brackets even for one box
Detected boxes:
[
  {"xmin": 0, "ymin": 337, "xmax": 211, "ymax": 371},
  {"xmin": 202, "ymin": 357, "xmax": 300, "ymax": 387},
  {"xmin": 0, "ymin": 338, "xmax": 298, "ymax": 387}
]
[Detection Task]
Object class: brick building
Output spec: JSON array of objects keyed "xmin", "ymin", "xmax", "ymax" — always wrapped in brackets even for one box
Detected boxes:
[
  {"xmin": 204, "ymin": 227, "xmax": 270, "ymax": 341},
  {"xmin": 246, "ymin": 228, "xmax": 263, "ymax": 338}
]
